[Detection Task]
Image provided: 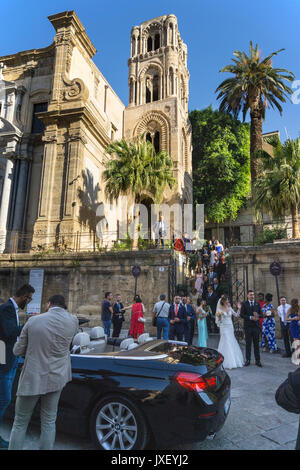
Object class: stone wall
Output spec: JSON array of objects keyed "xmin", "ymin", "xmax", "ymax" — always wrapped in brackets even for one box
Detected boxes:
[
  {"xmin": 229, "ymin": 241, "xmax": 300, "ymax": 338},
  {"xmin": 0, "ymin": 250, "xmax": 174, "ymax": 333}
]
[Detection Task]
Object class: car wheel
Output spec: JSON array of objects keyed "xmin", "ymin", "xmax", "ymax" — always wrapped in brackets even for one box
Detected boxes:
[{"xmin": 90, "ymin": 395, "xmax": 149, "ymax": 450}]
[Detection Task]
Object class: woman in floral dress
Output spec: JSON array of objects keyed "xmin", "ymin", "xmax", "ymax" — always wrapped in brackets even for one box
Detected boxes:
[
  {"xmin": 261, "ymin": 293, "xmax": 277, "ymax": 353},
  {"xmin": 286, "ymin": 299, "xmax": 300, "ymax": 366}
]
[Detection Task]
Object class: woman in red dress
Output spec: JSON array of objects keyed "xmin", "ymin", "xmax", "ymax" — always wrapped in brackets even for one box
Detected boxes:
[{"xmin": 129, "ymin": 295, "xmax": 146, "ymax": 340}]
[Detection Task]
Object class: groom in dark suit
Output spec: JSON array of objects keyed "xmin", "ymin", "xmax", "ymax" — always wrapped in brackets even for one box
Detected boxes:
[{"xmin": 240, "ymin": 290, "xmax": 263, "ymax": 367}]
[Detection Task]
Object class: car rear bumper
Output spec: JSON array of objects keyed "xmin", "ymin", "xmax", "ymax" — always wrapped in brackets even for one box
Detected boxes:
[{"xmin": 148, "ymin": 372, "xmax": 231, "ymax": 448}]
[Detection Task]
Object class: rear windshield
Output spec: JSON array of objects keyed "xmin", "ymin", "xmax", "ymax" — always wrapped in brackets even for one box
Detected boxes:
[{"xmin": 145, "ymin": 342, "xmax": 222, "ymax": 367}]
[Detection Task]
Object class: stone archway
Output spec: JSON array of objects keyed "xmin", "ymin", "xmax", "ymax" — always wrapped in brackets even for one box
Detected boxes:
[{"xmin": 134, "ymin": 111, "xmax": 170, "ymax": 153}]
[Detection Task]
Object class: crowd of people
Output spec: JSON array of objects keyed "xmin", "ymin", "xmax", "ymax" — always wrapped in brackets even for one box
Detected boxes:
[
  {"xmin": 1, "ymin": 280, "xmax": 300, "ymax": 450},
  {"xmin": 102, "ymin": 286, "xmax": 300, "ymax": 371},
  {"xmin": 0, "ymin": 284, "xmax": 78, "ymax": 450}
]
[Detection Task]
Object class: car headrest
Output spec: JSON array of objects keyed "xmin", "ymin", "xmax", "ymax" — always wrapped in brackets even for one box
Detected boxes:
[
  {"xmin": 127, "ymin": 343, "xmax": 138, "ymax": 350},
  {"xmin": 72, "ymin": 332, "xmax": 90, "ymax": 348},
  {"xmin": 90, "ymin": 327, "xmax": 105, "ymax": 340},
  {"xmin": 120, "ymin": 338, "xmax": 135, "ymax": 350},
  {"xmin": 137, "ymin": 333, "xmax": 150, "ymax": 344}
]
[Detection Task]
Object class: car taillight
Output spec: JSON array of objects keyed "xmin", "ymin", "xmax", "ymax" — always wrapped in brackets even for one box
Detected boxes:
[{"xmin": 175, "ymin": 372, "xmax": 216, "ymax": 392}]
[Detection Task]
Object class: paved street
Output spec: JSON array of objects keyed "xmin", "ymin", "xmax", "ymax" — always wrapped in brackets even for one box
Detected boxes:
[{"xmin": 0, "ymin": 335, "xmax": 298, "ymax": 451}]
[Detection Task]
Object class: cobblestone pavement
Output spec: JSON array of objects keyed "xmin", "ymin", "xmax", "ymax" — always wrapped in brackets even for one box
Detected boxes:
[{"xmin": 0, "ymin": 335, "xmax": 298, "ymax": 450}]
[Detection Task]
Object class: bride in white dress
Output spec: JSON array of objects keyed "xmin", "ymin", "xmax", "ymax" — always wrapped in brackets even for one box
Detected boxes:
[{"xmin": 216, "ymin": 295, "xmax": 244, "ymax": 369}]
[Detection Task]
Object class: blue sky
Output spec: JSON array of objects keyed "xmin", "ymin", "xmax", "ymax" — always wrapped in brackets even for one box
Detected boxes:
[{"xmin": 1, "ymin": 0, "xmax": 300, "ymax": 139}]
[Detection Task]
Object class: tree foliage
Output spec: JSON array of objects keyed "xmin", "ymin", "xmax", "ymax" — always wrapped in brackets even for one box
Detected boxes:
[
  {"xmin": 252, "ymin": 137, "xmax": 300, "ymax": 238},
  {"xmin": 190, "ymin": 107, "xmax": 251, "ymax": 223}
]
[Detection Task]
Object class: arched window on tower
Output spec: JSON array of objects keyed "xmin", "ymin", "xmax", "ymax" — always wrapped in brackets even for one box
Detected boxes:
[
  {"xmin": 154, "ymin": 131, "xmax": 160, "ymax": 153},
  {"xmin": 146, "ymin": 78, "xmax": 151, "ymax": 103},
  {"xmin": 154, "ymin": 34, "xmax": 160, "ymax": 50},
  {"xmin": 169, "ymin": 67, "xmax": 174, "ymax": 95},
  {"xmin": 153, "ymin": 75, "xmax": 159, "ymax": 102},
  {"xmin": 180, "ymin": 76, "xmax": 185, "ymax": 105},
  {"xmin": 132, "ymin": 37, "xmax": 136, "ymax": 56},
  {"xmin": 129, "ymin": 78, "xmax": 134, "ymax": 103},
  {"xmin": 169, "ymin": 24, "xmax": 174, "ymax": 45},
  {"xmin": 147, "ymin": 36, "xmax": 153, "ymax": 52}
]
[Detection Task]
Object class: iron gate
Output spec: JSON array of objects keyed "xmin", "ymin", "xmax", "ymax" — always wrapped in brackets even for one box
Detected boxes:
[
  {"xmin": 168, "ymin": 255, "xmax": 177, "ymax": 303},
  {"xmin": 227, "ymin": 257, "xmax": 249, "ymax": 306}
]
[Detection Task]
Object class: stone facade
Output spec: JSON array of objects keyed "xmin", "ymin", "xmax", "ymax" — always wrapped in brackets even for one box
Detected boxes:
[
  {"xmin": 0, "ymin": 11, "xmax": 192, "ymax": 254},
  {"xmin": 0, "ymin": 250, "xmax": 174, "ymax": 332}
]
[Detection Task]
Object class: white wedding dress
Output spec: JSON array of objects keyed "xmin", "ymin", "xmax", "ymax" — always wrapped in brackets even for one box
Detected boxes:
[{"xmin": 216, "ymin": 303, "xmax": 244, "ymax": 369}]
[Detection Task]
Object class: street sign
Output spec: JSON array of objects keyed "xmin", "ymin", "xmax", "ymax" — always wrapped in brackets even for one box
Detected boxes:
[
  {"xmin": 270, "ymin": 262, "xmax": 282, "ymax": 277},
  {"xmin": 132, "ymin": 265, "xmax": 141, "ymax": 278},
  {"xmin": 132, "ymin": 265, "xmax": 141, "ymax": 296},
  {"xmin": 270, "ymin": 262, "xmax": 282, "ymax": 305}
]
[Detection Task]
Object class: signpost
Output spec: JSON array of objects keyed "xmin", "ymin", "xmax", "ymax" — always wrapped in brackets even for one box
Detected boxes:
[
  {"xmin": 270, "ymin": 262, "xmax": 282, "ymax": 305},
  {"xmin": 132, "ymin": 265, "xmax": 141, "ymax": 297},
  {"xmin": 26, "ymin": 268, "xmax": 44, "ymax": 314}
]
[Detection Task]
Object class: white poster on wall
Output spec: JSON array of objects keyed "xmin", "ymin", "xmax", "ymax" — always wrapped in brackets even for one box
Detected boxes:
[{"xmin": 26, "ymin": 269, "xmax": 44, "ymax": 314}]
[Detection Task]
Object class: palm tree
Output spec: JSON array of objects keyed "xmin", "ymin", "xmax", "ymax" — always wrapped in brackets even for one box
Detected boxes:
[
  {"xmin": 103, "ymin": 135, "xmax": 176, "ymax": 248},
  {"xmin": 215, "ymin": 41, "xmax": 295, "ymax": 187},
  {"xmin": 252, "ymin": 137, "xmax": 300, "ymax": 239}
]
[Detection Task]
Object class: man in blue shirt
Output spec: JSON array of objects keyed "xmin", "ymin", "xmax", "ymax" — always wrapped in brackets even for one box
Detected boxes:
[{"xmin": 101, "ymin": 292, "xmax": 113, "ymax": 337}]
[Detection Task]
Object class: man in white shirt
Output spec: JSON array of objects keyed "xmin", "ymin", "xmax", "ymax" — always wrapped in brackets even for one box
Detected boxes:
[
  {"xmin": 154, "ymin": 215, "xmax": 166, "ymax": 248},
  {"xmin": 277, "ymin": 296, "xmax": 292, "ymax": 358}
]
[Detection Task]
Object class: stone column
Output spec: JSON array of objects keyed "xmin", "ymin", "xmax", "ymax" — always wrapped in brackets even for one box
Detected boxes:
[
  {"xmin": 0, "ymin": 158, "xmax": 14, "ymax": 252},
  {"xmin": 9, "ymin": 158, "xmax": 29, "ymax": 251}
]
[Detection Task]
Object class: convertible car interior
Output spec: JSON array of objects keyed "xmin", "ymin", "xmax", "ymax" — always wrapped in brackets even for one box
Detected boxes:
[{"xmin": 70, "ymin": 328, "xmax": 160, "ymax": 356}]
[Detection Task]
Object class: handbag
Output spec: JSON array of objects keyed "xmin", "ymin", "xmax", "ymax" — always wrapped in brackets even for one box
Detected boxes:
[{"xmin": 152, "ymin": 302, "xmax": 165, "ymax": 327}]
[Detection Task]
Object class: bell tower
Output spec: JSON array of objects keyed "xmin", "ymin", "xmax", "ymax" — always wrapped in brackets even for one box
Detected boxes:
[{"xmin": 123, "ymin": 14, "xmax": 193, "ymax": 206}]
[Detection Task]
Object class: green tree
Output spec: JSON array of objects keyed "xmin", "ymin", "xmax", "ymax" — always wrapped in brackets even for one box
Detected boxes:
[
  {"xmin": 103, "ymin": 135, "xmax": 176, "ymax": 248},
  {"xmin": 190, "ymin": 107, "xmax": 250, "ymax": 223},
  {"xmin": 252, "ymin": 137, "xmax": 300, "ymax": 239},
  {"xmin": 215, "ymin": 41, "xmax": 295, "ymax": 187}
]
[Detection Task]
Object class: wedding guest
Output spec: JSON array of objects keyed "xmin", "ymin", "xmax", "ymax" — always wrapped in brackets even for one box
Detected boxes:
[
  {"xmin": 168, "ymin": 295, "xmax": 187, "ymax": 341},
  {"xmin": 240, "ymin": 290, "xmax": 263, "ymax": 367},
  {"xmin": 261, "ymin": 293, "xmax": 277, "ymax": 353},
  {"xmin": 210, "ymin": 247, "xmax": 217, "ymax": 267},
  {"xmin": 212, "ymin": 277, "xmax": 221, "ymax": 297},
  {"xmin": 202, "ymin": 246, "xmax": 210, "ymax": 272},
  {"xmin": 215, "ymin": 240, "xmax": 224, "ymax": 255},
  {"xmin": 101, "ymin": 292, "xmax": 113, "ymax": 337},
  {"xmin": 196, "ymin": 299, "xmax": 209, "ymax": 347},
  {"xmin": 205, "ymin": 285, "xmax": 219, "ymax": 333},
  {"xmin": 286, "ymin": 299, "xmax": 300, "ymax": 366},
  {"xmin": 129, "ymin": 295, "xmax": 146, "ymax": 340},
  {"xmin": 194, "ymin": 269, "xmax": 204, "ymax": 295},
  {"xmin": 201, "ymin": 275, "xmax": 209, "ymax": 300},
  {"xmin": 277, "ymin": 296, "xmax": 292, "ymax": 358},
  {"xmin": 8, "ymin": 295, "xmax": 78, "ymax": 450},
  {"xmin": 208, "ymin": 266, "xmax": 217, "ymax": 285},
  {"xmin": 257, "ymin": 293, "xmax": 265, "ymax": 333},
  {"xmin": 219, "ymin": 252, "xmax": 227, "ymax": 281}
]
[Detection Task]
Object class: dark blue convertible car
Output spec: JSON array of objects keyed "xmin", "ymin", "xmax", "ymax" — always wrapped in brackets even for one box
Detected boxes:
[{"xmin": 7, "ymin": 329, "xmax": 231, "ymax": 450}]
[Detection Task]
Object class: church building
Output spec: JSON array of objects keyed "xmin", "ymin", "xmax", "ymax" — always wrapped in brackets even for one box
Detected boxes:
[{"xmin": 0, "ymin": 11, "xmax": 192, "ymax": 253}]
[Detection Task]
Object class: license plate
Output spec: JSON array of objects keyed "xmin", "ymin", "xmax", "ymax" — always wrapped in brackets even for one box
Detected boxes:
[{"xmin": 224, "ymin": 396, "xmax": 231, "ymax": 415}]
